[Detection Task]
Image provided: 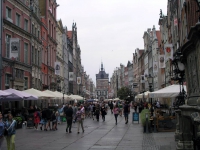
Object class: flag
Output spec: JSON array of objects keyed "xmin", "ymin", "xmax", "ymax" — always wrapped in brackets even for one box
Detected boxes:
[
  {"xmin": 10, "ymin": 38, "xmax": 20, "ymax": 59},
  {"xmin": 153, "ymin": 62, "xmax": 158, "ymax": 73},
  {"xmin": 164, "ymin": 44, "xmax": 173, "ymax": 60},
  {"xmin": 69, "ymin": 72, "xmax": 73, "ymax": 81},
  {"xmin": 55, "ymin": 62, "xmax": 60, "ymax": 75},
  {"xmin": 159, "ymin": 55, "xmax": 165, "ymax": 68},
  {"xmin": 77, "ymin": 77, "xmax": 81, "ymax": 85}
]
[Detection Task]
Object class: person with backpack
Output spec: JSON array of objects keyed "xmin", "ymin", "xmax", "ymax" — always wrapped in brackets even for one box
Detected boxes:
[
  {"xmin": 101, "ymin": 104, "xmax": 107, "ymax": 122},
  {"xmin": 92, "ymin": 104, "xmax": 96, "ymax": 120}
]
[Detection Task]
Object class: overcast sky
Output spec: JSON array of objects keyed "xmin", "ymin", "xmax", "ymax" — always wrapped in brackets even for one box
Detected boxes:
[{"xmin": 57, "ymin": 0, "xmax": 167, "ymax": 84}]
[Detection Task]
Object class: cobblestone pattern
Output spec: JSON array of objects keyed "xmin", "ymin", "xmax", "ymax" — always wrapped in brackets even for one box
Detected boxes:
[{"xmin": 142, "ymin": 134, "xmax": 160, "ymax": 150}]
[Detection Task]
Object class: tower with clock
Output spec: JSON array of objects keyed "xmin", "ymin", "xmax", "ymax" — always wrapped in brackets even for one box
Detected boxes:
[{"xmin": 96, "ymin": 63, "xmax": 109, "ymax": 101}]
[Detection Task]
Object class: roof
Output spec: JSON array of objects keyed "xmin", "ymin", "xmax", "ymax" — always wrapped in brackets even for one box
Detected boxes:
[{"xmin": 67, "ymin": 31, "xmax": 72, "ymax": 39}]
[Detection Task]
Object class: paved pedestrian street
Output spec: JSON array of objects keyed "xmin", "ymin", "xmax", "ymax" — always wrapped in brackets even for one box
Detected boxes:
[{"xmin": 2, "ymin": 110, "xmax": 176, "ymax": 150}]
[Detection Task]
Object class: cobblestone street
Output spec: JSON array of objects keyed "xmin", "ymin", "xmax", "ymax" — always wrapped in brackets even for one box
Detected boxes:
[{"xmin": 2, "ymin": 110, "xmax": 176, "ymax": 150}]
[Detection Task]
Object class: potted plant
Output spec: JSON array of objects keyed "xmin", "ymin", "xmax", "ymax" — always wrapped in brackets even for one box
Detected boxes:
[{"xmin": 14, "ymin": 116, "xmax": 23, "ymax": 129}]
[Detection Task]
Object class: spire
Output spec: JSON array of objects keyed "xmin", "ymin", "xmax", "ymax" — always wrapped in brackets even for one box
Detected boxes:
[{"xmin": 101, "ymin": 62, "xmax": 103, "ymax": 71}]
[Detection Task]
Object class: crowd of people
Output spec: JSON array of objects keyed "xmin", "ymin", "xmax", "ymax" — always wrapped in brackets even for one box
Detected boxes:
[{"xmin": 0, "ymin": 100, "xmax": 131, "ymax": 150}]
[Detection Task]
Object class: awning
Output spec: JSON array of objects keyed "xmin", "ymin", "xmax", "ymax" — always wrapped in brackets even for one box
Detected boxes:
[{"xmin": 149, "ymin": 84, "xmax": 187, "ymax": 98}]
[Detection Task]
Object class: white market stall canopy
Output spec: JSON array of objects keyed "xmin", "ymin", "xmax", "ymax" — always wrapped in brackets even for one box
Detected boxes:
[
  {"xmin": 136, "ymin": 91, "xmax": 150, "ymax": 99},
  {"xmin": 113, "ymin": 98, "xmax": 120, "ymax": 101},
  {"xmin": 24, "ymin": 88, "xmax": 55, "ymax": 98},
  {"xmin": 69, "ymin": 95, "xmax": 84, "ymax": 100},
  {"xmin": 149, "ymin": 84, "xmax": 187, "ymax": 98}
]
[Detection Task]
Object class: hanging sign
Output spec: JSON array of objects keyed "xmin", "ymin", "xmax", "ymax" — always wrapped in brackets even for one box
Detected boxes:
[
  {"xmin": 159, "ymin": 55, "xmax": 165, "ymax": 68},
  {"xmin": 55, "ymin": 62, "xmax": 60, "ymax": 75},
  {"xmin": 10, "ymin": 38, "xmax": 20, "ymax": 59},
  {"xmin": 164, "ymin": 44, "xmax": 173, "ymax": 60}
]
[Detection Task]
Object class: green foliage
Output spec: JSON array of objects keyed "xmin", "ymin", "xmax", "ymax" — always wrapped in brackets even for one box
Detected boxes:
[
  {"xmin": 117, "ymin": 87, "xmax": 132, "ymax": 100},
  {"xmin": 14, "ymin": 117, "xmax": 23, "ymax": 124}
]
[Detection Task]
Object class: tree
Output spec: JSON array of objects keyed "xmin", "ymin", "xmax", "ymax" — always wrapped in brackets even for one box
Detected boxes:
[{"xmin": 117, "ymin": 86, "xmax": 132, "ymax": 100}]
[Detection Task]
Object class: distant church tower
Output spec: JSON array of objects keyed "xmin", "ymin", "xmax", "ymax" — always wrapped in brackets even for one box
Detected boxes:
[{"xmin": 96, "ymin": 63, "xmax": 109, "ymax": 101}]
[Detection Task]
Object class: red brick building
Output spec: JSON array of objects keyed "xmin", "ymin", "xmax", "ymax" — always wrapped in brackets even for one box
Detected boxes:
[
  {"xmin": 39, "ymin": 0, "xmax": 58, "ymax": 90},
  {"xmin": 2, "ymin": 0, "xmax": 32, "ymax": 108}
]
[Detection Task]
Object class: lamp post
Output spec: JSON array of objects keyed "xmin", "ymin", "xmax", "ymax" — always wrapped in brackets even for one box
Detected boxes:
[
  {"xmin": 147, "ymin": 74, "xmax": 153, "ymax": 118},
  {"xmin": 171, "ymin": 50, "xmax": 186, "ymax": 108}
]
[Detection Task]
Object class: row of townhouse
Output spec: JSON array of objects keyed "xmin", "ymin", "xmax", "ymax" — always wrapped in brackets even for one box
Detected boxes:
[
  {"xmin": 0, "ymin": 0, "xmax": 94, "ymax": 108},
  {"xmin": 110, "ymin": 0, "xmax": 200, "ymax": 148}
]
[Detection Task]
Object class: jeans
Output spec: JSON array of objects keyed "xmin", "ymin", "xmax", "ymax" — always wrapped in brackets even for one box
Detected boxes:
[
  {"xmin": 66, "ymin": 118, "xmax": 72, "ymax": 132},
  {"xmin": 77, "ymin": 120, "xmax": 84, "ymax": 132},
  {"xmin": 124, "ymin": 113, "xmax": 129, "ymax": 122},
  {"xmin": 6, "ymin": 134, "xmax": 15, "ymax": 150},
  {"xmin": 114, "ymin": 114, "xmax": 118, "ymax": 123}
]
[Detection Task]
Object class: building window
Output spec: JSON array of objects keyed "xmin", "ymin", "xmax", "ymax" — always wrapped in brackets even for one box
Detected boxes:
[
  {"xmin": 24, "ymin": 77, "xmax": 28, "ymax": 90},
  {"xmin": 38, "ymin": 30, "xmax": 40, "ymax": 38},
  {"xmin": 35, "ymin": 27, "xmax": 37, "ymax": 36},
  {"xmin": 5, "ymin": 34, "xmax": 11, "ymax": 58},
  {"xmin": 35, "ymin": 49, "xmax": 37, "ymax": 65},
  {"xmin": 6, "ymin": 7, "xmax": 12, "ymax": 19},
  {"xmin": 32, "ymin": 46, "xmax": 34, "ymax": 64},
  {"xmin": 24, "ymin": 19, "xmax": 28, "ymax": 31},
  {"xmin": 15, "ymin": 13, "xmax": 21, "ymax": 27},
  {"xmin": 24, "ymin": 43, "xmax": 28, "ymax": 63},
  {"xmin": 5, "ymin": 74, "xmax": 10, "ymax": 86},
  {"xmin": 32, "ymin": 24, "xmax": 34, "ymax": 34}
]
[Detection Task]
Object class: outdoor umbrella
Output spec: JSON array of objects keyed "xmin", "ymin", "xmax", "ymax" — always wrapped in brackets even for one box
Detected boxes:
[
  {"xmin": 149, "ymin": 84, "xmax": 187, "ymax": 98},
  {"xmin": 69, "ymin": 95, "xmax": 84, "ymax": 100},
  {"xmin": 4, "ymin": 88, "xmax": 38, "ymax": 100},
  {"xmin": 24, "ymin": 88, "xmax": 55, "ymax": 98},
  {"xmin": 0, "ymin": 90, "xmax": 23, "ymax": 102}
]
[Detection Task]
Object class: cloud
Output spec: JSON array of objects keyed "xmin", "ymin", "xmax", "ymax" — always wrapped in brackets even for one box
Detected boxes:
[{"xmin": 57, "ymin": 0, "xmax": 167, "ymax": 84}]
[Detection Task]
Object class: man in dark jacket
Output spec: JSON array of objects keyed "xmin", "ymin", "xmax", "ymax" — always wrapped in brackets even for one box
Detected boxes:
[
  {"xmin": 124, "ymin": 101, "xmax": 130, "ymax": 124},
  {"xmin": 65, "ymin": 105, "xmax": 73, "ymax": 133}
]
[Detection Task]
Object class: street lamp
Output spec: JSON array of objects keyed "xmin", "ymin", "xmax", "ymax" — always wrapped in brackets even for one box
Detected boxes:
[
  {"xmin": 147, "ymin": 74, "xmax": 153, "ymax": 116},
  {"xmin": 172, "ymin": 50, "xmax": 186, "ymax": 108}
]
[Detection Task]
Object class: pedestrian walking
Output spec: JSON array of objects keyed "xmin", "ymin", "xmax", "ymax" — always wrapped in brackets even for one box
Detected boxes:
[
  {"xmin": 124, "ymin": 101, "xmax": 130, "ymax": 124},
  {"xmin": 76, "ymin": 107, "xmax": 84, "ymax": 134},
  {"xmin": 72, "ymin": 103, "xmax": 78, "ymax": 123},
  {"xmin": 101, "ymin": 104, "xmax": 106, "ymax": 122},
  {"xmin": 95, "ymin": 105, "xmax": 100, "ymax": 122},
  {"xmin": 5, "ymin": 113, "xmax": 17, "ymax": 150},
  {"xmin": 113, "ymin": 104, "xmax": 119, "ymax": 125},
  {"xmin": 57, "ymin": 105, "xmax": 64, "ymax": 124},
  {"xmin": 46, "ymin": 108, "xmax": 53, "ymax": 131},
  {"xmin": 51, "ymin": 111, "xmax": 57, "ymax": 131},
  {"xmin": 65, "ymin": 105, "xmax": 73, "ymax": 133},
  {"xmin": 40, "ymin": 108, "xmax": 47, "ymax": 131},
  {"xmin": 34, "ymin": 108, "xmax": 40, "ymax": 130},
  {"xmin": 110, "ymin": 102, "xmax": 114, "ymax": 114},
  {"xmin": 0, "ymin": 112, "xmax": 5, "ymax": 150},
  {"xmin": 92, "ymin": 104, "xmax": 96, "ymax": 120}
]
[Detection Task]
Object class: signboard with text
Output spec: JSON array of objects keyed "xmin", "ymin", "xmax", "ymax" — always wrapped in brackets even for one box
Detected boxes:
[{"xmin": 132, "ymin": 112, "xmax": 139, "ymax": 124}]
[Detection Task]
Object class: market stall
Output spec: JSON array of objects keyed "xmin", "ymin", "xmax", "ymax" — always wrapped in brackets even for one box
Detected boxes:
[{"xmin": 148, "ymin": 84, "xmax": 187, "ymax": 132}]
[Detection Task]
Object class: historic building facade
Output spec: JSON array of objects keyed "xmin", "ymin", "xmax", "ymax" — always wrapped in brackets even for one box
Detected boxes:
[
  {"xmin": 2, "ymin": 0, "xmax": 33, "ymax": 108},
  {"xmin": 96, "ymin": 63, "xmax": 109, "ymax": 101},
  {"xmin": 39, "ymin": 0, "xmax": 58, "ymax": 91},
  {"xmin": 30, "ymin": 0, "xmax": 42, "ymax": 90},
  {"xmin": 56, "ymin": 19, "xmax": 64, "ymax": 92}
]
